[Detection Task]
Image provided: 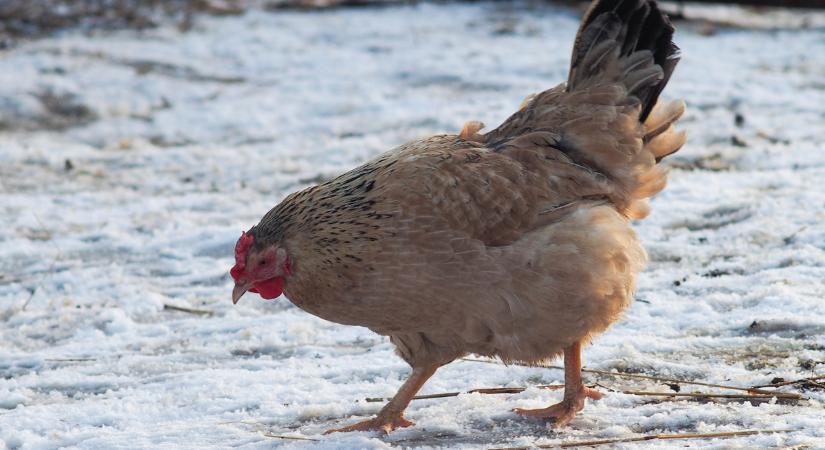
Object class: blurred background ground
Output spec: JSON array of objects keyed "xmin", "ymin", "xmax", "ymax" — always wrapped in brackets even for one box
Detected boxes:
[
  {"xmin": 0, "ymin": 0, "xmax": 392, "ymax": 46},
  {"xmin": 1, "ymin": 1, "xmax": 824, "ymax": 449},
  {"xmin": 2, "ymin": 0, "xmax": 825, "ymax": 47}
]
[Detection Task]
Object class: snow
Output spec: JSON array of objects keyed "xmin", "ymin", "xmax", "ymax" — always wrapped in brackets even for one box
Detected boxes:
[{"xmin": 2, "ymin": 2, "xmax": 825, "ymax": 449}]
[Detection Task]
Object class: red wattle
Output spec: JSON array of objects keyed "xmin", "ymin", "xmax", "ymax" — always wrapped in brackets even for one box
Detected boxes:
[{"xmin": 250, "ymin": 277, "xmax": 284, "ymax": 300}]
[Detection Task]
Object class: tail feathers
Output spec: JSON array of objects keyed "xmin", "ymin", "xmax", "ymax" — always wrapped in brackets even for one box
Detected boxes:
[
  {"xmin": 483, "ymin": 0, "xmax": 685, "ymax": 220},
  {"xmin": 623, "ymin": 99, "xmax": 685, "ymax": 219},
  {"xmin": 564, "ymin": 0, "xmax": 684, "ymax": 219},
  {"xmin": 569, "ymin": 0, "xmax": 680, "ymax": 123},
  {"xmin": 644, "ymin": 98, "xmax": 685, "ymax": 140},
  {"xmin": 644, "ymin": 99, "xmax": 686, "ymax": 162}
]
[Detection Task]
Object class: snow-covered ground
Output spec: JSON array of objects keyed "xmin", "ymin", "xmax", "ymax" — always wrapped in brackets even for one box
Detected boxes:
[{"xmin": 2, "ymin": 2, "xmax": 825, "ymax": 449}]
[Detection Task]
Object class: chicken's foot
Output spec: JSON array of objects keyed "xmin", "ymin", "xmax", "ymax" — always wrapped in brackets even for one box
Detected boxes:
[
  {"xmin": 325, "ymin": 364, "xmax": 438, "ymax": 434},
  {"xmin": 513, "ymin": 341, "xmax": 602, "ymax": 428}
]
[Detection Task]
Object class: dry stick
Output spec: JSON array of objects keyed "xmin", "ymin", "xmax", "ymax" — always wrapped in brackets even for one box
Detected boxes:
[
  {"xmin": 618, "ymin": 390, "xmax": 795, "ymax": 400},
  {"xmin": 262, "ymin": 433, "xmax": 319, "ymax": 442},
  {"xmin": 21, "ymin": 212, "xmax": 62, "ymax": 311},
  {"xmin": 44, "ymin": 358, "xmax": 96, "ymax": 362},
  {"xmin": 491, "ymin": 429, "xmax": 797, "ymax": 450},
  {"xmin": 365, "ymin": 384, "xmax": 799, "ymax": 404},
  {"xmin": 805, "ymin": 379, "xmax": 825, "ymax": 389},
  {"xmin": 460, "ymin": 358, "xmax": 801, "ymax": 399},
  {"xmin": 163, "ymin": 304, "xmax": 214, "ymax": 316},
  {"xmin": 751, "ymin": 374, "xmax": 825, "ymax": 389},
  {"xmin": 229, "ymin": 421, "xmax": 320, "ymax": 442},
  {"xmin": 366, "ymin": 384, "xmax": 566, "ymax": 403}
]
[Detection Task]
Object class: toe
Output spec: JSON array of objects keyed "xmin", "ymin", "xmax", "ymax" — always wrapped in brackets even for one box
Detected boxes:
[
  {"xmin": 584, "ymin": 387, "xmax": 603, "ymax": 400},
  {"xmin": 395, "ymin": 416, "xmax": 415, "ymax": 428},
  {"xmin": 513, "ymin": 404, "xmax": 566, "ymax": 418},
  {"xmin": 513, "ymin": 407, "xmax": 543, "ymax": 417}
]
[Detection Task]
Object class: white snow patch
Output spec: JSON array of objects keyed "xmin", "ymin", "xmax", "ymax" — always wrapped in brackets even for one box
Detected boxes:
[{"xmin": 1, "ymin": 2, "xmax": 824, "ymax": 449}]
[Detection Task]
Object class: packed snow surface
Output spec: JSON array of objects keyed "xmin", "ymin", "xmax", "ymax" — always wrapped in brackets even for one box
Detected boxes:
[{"xmin": 1, "ymin": 2, "xmax": 824, "ymax": 449}]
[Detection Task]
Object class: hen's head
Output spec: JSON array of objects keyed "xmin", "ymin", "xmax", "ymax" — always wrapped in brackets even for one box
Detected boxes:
[{"xmin": 230, "ymin": 228, "xmax": 291, "ymax": 304}]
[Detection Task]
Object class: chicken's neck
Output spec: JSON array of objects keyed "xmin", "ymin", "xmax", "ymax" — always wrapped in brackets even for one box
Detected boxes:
[{"xmin": 257, "ymin": 175, "xmax": 392, "ymax": 311}]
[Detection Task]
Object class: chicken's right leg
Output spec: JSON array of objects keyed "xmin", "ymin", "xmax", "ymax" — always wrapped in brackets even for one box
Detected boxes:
[
  {"xmin": 325, "ymin": 364, "xmax": 438, "ymax": 434},
  {"xmin": 513, "ymin": 340, "xmax": 602, "ymax": 428}
]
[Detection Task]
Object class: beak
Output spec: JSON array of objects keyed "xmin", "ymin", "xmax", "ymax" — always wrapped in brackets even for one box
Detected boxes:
[{"xmin": 232, "ymin": 283, "xmax": 249, "ymax": 305}]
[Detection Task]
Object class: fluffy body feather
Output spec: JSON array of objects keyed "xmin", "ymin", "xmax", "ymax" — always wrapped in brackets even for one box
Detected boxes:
[{"xmin": 234, "ymin": 0, "xmax": 686, "ymax": 431}]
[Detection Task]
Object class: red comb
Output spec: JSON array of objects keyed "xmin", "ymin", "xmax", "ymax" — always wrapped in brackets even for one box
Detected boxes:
[{"xmin": 230, "ymin": 231, "xmax": 254, "ymax": 281}]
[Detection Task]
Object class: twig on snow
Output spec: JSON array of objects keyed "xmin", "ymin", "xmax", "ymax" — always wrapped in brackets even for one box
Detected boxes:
[
  {"xmin": 804, "ymin": 379, "xmax": 825, "ymax": 389},
  {"xmin": 163, "ymin": 303, "xmax": 214, "ymax": 316},
  {"xmin": 459, "ymin": 358, "xmax": 801, "ymax": 398},
  {"xmin": 262, "ymin": 432, "xmax": 319, "ymax": 442},
  {"xmin": 751, "ymin": 374, "xmax": 825, "ymax": 389},
  {"xmin": 366, "ymin": 384, "xmax": 566, "ymax": 403},
  {"xmin": 364, "ymin": 384, "xmax": 801, "ymax": 404},
  {"xmin": 490, "ymin": 429, "xmax": 797, "ymax": 450},
  {"xmin": 362, "ymin": 358, "xmax": 807, "ymax": 405},
  {"xmin": 616, "ymin": 390, "xmax": 800, "ymax": 401},
  {"xmin": 21, "ymin": 212, "xmax": 62, "ymax": 311},
  {"xmin": 44, "ymin": 358, "xmax": 96, "ymax": 362},
  {"xmin": 222, "ymin": 421, "xmax": 319, "ymax": 442}
]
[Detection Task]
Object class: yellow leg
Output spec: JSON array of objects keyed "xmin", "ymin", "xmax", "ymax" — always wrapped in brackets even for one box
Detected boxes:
[
  {"xmin": 325, "ymin": 364, "xmax": 438, "ymax": 434},
  {"xmin": 513, "ymin": 341, "xmax": 602, "ymax": 428}
]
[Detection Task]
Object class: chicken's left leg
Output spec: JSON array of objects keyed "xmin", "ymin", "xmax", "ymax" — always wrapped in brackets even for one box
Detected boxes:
[
  {"xmin": 513, "ymin": 340, "xmax": 602, "ymax": 428},
  {"xmin": 325, "ymin": 364, "xmax": 438, "ymax": 434}
]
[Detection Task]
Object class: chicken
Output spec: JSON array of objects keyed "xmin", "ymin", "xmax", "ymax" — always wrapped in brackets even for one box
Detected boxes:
[{"xmin": 230, "ymin": 0, "xmax": 685, "ymax": 433}]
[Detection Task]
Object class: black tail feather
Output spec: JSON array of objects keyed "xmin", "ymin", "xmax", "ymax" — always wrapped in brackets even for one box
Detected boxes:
[{"xmin": 569, "ymin": 0, "xmax": 680, "ymax": 122}]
